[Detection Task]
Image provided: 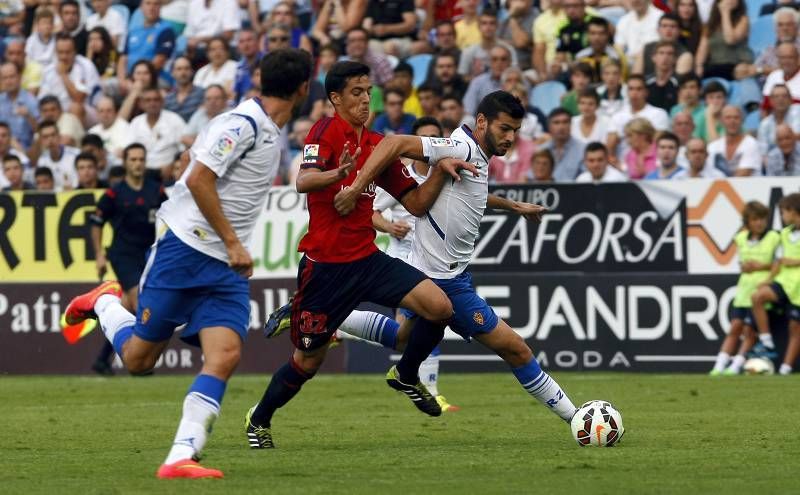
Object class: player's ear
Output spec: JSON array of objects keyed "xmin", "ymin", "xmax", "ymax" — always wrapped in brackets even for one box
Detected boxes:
[
  {"xmin": 476, "ymin": 113, "xmax": 487, "ymax": 131},
  {"xmin": 330, "ymin": 92, "xmax": 342, "ymax": 106}
]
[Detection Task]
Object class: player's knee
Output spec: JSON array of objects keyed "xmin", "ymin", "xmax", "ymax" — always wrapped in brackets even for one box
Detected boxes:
[
  {"xmin": 126, "ymin": 356, "xmax": 156, "ymax": 376},
  {"xmin": 204, "ymin": 345, "xmax": 241, "ymax": 378},
  {"xmin": 426, "ymin": 292, "xmax": 453, "ymax": 322}
]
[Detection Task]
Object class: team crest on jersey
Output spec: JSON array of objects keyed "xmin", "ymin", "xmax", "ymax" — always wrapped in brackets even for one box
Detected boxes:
[
  {"xmin": 303, "ymin": 144, "xmax": 320, "ymax": 160},
  {"xmin": 429, "ymin": 137, "xmax": 454, "ymax": 147},
  {"xmin": 473, "ymin": 312, "xmax": 484, "ymax": 326},
  {"xmin": 302, "ymin": 336, "xmax": 312, "ymax": 348},
  {"xmin": 211, "ymin": 135, "xmax": 235, "ymax": 159},
  {"xmin": 142, "ymin": 308, "xmax": 151, "ymax": 325}
]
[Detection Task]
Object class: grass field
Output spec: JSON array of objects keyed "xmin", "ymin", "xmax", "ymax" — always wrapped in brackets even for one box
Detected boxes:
[{"xmin": 1, "ymin": 372, "xmax": 798, "ymax": 494}]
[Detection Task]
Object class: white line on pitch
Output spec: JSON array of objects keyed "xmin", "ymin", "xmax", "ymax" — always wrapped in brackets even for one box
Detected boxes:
[
  {"xmin": 634, "ymin": 355, "xmax": 717, "ymax": 362},
  {"xmin": 390, "ymin": 354, "xmax": 504, "ymax": 362}
]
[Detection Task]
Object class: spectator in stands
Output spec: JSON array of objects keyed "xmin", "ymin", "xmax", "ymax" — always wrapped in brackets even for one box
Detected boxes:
[
  {"xmin": 39, "ymin": 33, "xmax": 100, "ymax": 124},
  {"xmin": 695, "ymin": 0, "xmax": 751, "ymax": 79},
  {"xmin": 234, "ymin": 28, "xmax": 263, "ymax": 103},
  {"xmin": 676, "ymin": 0, "xmax": 703, "ymax": 54},
  {"xmin": 575, "ymin": 141, "xmax": 628, "ymax": 182},
  {"xmin": 0, "ymin": 0, "xmax": 23, "ymax": 37},
  {"xmin": 502, "ymin": 69, "xmax": 546, "ymax": 142},
  {"xmin": 684, "ymin": 136, "xmax": 724, "ymax": 178},
  {"xmin": 571, "ymin": 88, "xmax": 609, "ymax": 145},
  {"xmin": 615, "ymin": 0, "xmax": 662, "ymax": 59},
  {"xmin": 2, "ymin": 155, "xmax": 33, "ymax": 191},
  {"xmin": 117, "ymin": 0, "xmax": 175, "ymax": 88},
  {"xmin": 80, "ymin": 133, "xmax": 111, "ymax": 178},
  {"xmin": 182, "ymin": 85, "xmax": 228, "ymax": 147},
  {"xmin": 34, "ymin": 120, "xmax": 79, "ymax": 190},
  {"xmin": 736, "ymin": 7, "xmax": 800, "ymax": 80},
  {"xmin": 193, "ymin": 37, "xmax": 238, "ymax": 96},
  {"xmin": 364, "ymin": 0, "xmax": 417, "ymax": 58},
  {"xmin": 607, "ymin": 75, "xmax": 670, "ymax": 161},
  {"xmin": 315, "ymin": 43, "xmax": 339, "ymax": 84},
  {"xmin": 4, "ymin": 40, "xmax": 42, "ymax": 95},
  {"xmin": 432, "ymin": 20, "xmax": 461, "ymax": 63},
  {"xmin": 463, "ymin": 45, "xmax": 511, "ymax": 116},
  {"xmin": 542, "ymin": 108, "xmax": 585, "ymax": 181},
  {"xmin": 389, "ymin": 62, "xmax": 422, "ymax": 117},
  {"xmin": 417, "ymin": 82, "xmax": 441, "ymax": 120},
  {"xmin": 597, "ymin": 59, "xmax": 626, "ymax": 120},
  {"xmin": 706, "ymin": 105, "xmax": 761, "ymax": 176},
  {"xmin": 763, "ymin": 42, "xmax": 800, "ymax": 102},
  {"xmin": 184, "ymin": 0, "xmax": 240, "ymax": 55},
  {"xmin": 575, "ymin": 17, "xmax": 627, "ymax": 83},
  {"xmin": 670, "ymin": 73, "xmax": 704, "ymax": 122},
  {"xmin": 455, "ymin": 0, "xmax": 480, "ymax": 49},
  {"xmin": 645, "ymin": 131, "xmax": 687, "ymax": 179},
  {"xmin": 165, "ymin": 57, "xmax": 205, "ymax": 123},
  {"xmin": 758, "ymin": 84, "xmax": 800, "ymax": 154},
  {"xmin": 86, "ymin": 0, "xmax": 126, "ymax": 50},
  {"xmin": 34, "ymin": 166, "xmax": 54, "ymax": 190},
  {"xmin": 672, "ymin": 111, "xmax": 696, "ymax": 167},
  {"xmin": 310, "ymin": 0, "xmax": 368, "ymax": 49},
  {"xmin": 86, "ymin": 27, "xmax": 118, "ymax": 82},
  {"xmin": 623, "ymin": 117, "xmax": 657, "ymax": 179},
  {"xmin": 129, "ymin": 87, "xmax": 186, "ymax": 180},
  {"xmin": 561, "ymin": 62, "xmax": 593, "ymax": 116},
  {"xmin": 262, "ymin": 1, "xmax": 313, "ymax": 54},
  {"xmin": 59, "ymin": 0, "xmax": 88, "ymax": 55},
  {"xmin": 488, "ymin": 117, "xmax": 535, "ymax": 184},
  {"xmin": 528, "ymin": 149, "xmax": 555, "ymax": 183},
  {"xmin": 0, "ymin": 122, "xmax": 28, "ymax": 168},
  {"xmin": 498, "ymin": 0, "xmax": 535, "ymax": 71},
  {"xmin": 556, "ymin": 0, "xmax": 596, "ymax": 62},
  {"xmin": 696, "ymin": 80, "xmax": 727, "ymax": 142},
  {"xmin": 426, "ymin": 53, "xmax": 467, "ymax": 101},
  {"xmin": 439, "ymin": 95, "xmax": 474, "ymax": 133},
  {"xmin": 458, "ymin": 8, "xmax": 516, "ymax": 81},
  {"xmin": 765, "ymin": 124, "xmax": 800, "ymax": 176},
  {"xmin": 635, "ymin": 13, "xmax": 694, "ymax": 76},
  {"xmin": 645, "ymin": 42, "xmax": 680, "ymax": 111},
  {"xmin": 0, "ymin": 62, "xmax": 39, "ymax": 150},
  {"xmin": 38, "ymin": 95, "xmax": 84, "ymax": 146},
  {"xmin": 264, "ymin": 24, "xmax": 293, "ymax": 54},
  {"xmin": 117, "ymin": 60, "xmax": 158, "ymax": 122},
  {"xmin": 74, "ymin": 152, "xmax": 107, "ymax": 189},
  {"xmin": 372, "ymin": 88, "xmax": 416, "ymax": 135},
  {"xmin": 25, "ymin": 7, "xmax": 56, "ymax": 67},
  {"xmin": 344, "ymin": 27, "xmax": 393, "ymax": 88},
  {"xmin": 532, "ymin": 0, "xmax": 566, "ymax": 80}
]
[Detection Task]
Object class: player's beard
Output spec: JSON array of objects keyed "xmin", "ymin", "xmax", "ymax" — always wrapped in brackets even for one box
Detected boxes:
[{"xmin": 485, "ymin": 129, "xmax": 511, "ymax": 156}]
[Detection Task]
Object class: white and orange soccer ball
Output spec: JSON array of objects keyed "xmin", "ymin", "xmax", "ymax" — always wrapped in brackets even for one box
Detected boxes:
[{"xmin": 570, "ymin": 400, "xmax": 624, "ymax": 447}]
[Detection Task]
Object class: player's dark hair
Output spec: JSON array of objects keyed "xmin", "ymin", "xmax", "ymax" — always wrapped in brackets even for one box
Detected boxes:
[
  {"xmin": 677, "ymin": 72, "xmax": 701, "ymax": 88},
  {"xmin": 702, "ymin": 80, "xmax": 728, "ymax": 97},
  {"xmin": 38, "ymin": 119, "xmax": 58, "ymax": 132},
  {"xmin": 656, "ymin": 131, "xmax": 680, "ymax": 147},
  {"xmin": 412, "ymin": 117, "xmax": 443, "ymax": 137},
  {"xmin": 123, "ymin": 142, "xmax": 147, "ymax": 162},
  {"xmin": 3, "ymin": 154, "xmax": 22, "ymax": 166},
  {"xmin": 659, "ymin": 12, "xmax": 680, "ymax": 25},
  {"xmin": 584, "ymin": 141, "xmax": 608, "ymax": 156},
  {"xmin": 587, "ymin": 16, "xmax": 609, "ymax": 31},
  {"xmin": 476, "ymin": 90, "xmax": 525, "ymax": 122},
  {"xmin": 81, "ymin": 133, "xmax": 104, "ymax": 149},
  {"xmin": 39, "ymin": 95, "xmax": 62, "ymax": 109},
  {"xmin": 260, "ymin": 48, "xmax": 313, "ymax": 99},
  {"xmin": 35, "ymin": 166, "xmax": 54, "ymax": 179},
  {"xmin": 548, "ymin": 107, "xmax": 571, "ymax": 121},
  {"xmin": 325, "ymin": 61, "xmax": 370, "ymax": 100},
  {"xmin": 779, "ymin": 193, "xmax": 800, "ymax": 214},
  {"xmin": 742, "ymin": 200, "xmax": 770, "ymax": 226},
  {"xmin": 74, "ymin": 152, "xmax": 98, "ymax": 168}
]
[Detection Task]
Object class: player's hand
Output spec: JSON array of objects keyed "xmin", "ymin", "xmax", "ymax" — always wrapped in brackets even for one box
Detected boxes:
[
  {"xmin": 334, "ymin": 186, "xmax": 359, "ymax": 216},
  {"xmin": 337, "ymin": 141, "xmax": 361, "ymax": 179},
  {"xmin": 389, "ymin": 220, "xmax": 411, "ymax": 240},
  {"xmin": 512, "ymin": 202, "xmax": 548, "ymax": 222},
  {"xmin": 436, "ymin": 157, "xmax": 479, "ymax": 181},
  {"xmin": 226, "ymin": 241, "xmax": 254, "ymax": 278},
  {"xmin": 96, "ymin": 253, "xmax": 107, "ymax": 280}
]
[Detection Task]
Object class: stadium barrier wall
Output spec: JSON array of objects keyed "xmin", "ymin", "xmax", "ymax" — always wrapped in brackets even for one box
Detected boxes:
[{"xmin": 1, "ymin": 178, "xmax": 799, "ymax": 373}]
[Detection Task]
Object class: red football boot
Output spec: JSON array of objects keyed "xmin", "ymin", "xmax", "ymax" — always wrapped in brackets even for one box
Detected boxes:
[
  {"xmin": 156, "ymin": 459, "xmax": 224, "ymax": 479},
  {"xmin": 63, "ymin": 281, "xmax": 122, "ymax": 326}
]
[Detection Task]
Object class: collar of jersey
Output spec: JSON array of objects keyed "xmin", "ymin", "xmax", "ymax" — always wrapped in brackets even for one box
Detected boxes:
[{"xmin": 461, "ymin": 124, "xmax": 489, "ymax": 163}]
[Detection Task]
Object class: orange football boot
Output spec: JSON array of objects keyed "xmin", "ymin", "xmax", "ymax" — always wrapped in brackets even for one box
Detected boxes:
[
  {"xmin": 63, "ymin": 281, "xmax": 122, "ymax": 326},
  {"xmin": 156, "ymin": 459, "xmax": 224, "ymax": 479}
]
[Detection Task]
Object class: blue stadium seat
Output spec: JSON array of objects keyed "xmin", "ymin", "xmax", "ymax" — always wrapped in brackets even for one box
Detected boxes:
[
  {"xmin": 730, "ymin": 77, "xmax": 764, "ymax": 109},
  {"xmin": 111, "ymin": 4, "xmax": 130, "ymax": 27},
  {"xmin": 749, "ymin": 15, "xmax": 776, "ymax": 55},
  {"xmin": 746, "ymin": 0, "xmax": 772, "ymax": 19},
  {"xmin": 406, "ymin": 54, "xmax": 433, "ymax": 88},
  {"xmin": 129, "ymin": 7, "xmax": 144, "ymax": 31},
  {"xmin": 530, "ymin": 81, "xmax": 567, "ymax": 116},
  {"xmin": 743, "ymin": 109, "xmax": 761, "ymax": 133}
]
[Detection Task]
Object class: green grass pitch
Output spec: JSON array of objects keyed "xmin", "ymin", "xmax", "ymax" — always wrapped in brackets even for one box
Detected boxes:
[{"xmin": 1, "ymin": 373, "xmax": 797, "ymax": 494}]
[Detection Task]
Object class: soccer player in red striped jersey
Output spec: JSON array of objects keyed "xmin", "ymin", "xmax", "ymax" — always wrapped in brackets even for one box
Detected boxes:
[{"xmin": 245, "ymin": 61, "xmax": 477, "ymax": 449}]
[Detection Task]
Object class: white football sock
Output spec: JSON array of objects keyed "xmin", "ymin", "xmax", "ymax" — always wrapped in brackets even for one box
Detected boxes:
[
  {"xmin": 523, "ymin": 371, "xmax": 577, "ymax": 422},
  {"xmin": 779, "ymin": 364, "xmax": 793, "ymax": 376},
  {"xmin": 712, "ymin": 352, "xmax": 731, "ymax": 372},
  {"xmin": 759, "ymin": 333, "xmax": 775, "ymax": 349},
  {"xmin": 164, "ymin": 392, "xmax": 220, "ymax": 465},
  {"xmin": 338, "ymin": 310, "xmax": 396, "ymax": 349},
  {"xmin": 419, "ymin": 354, "xmax": 440, "ymax": 396},
  {"xmin": 726, "ymin": 355, "xmax": 746, "ymax": 373},
  {"xmin": 94, "ymin": 294, "xmax": 135, "ymax": 344}
]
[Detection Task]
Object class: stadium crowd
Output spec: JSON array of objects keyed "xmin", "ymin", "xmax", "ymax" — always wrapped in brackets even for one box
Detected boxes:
[{"xmin": 1, "ymin": 0, "xmax": 799, "ymax": 192}]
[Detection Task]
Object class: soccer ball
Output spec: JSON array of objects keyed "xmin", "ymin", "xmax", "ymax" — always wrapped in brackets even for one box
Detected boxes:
[
  {"xmin": 570, "ymin": 400, "xmax": 624, "ymax": 447},
  {"xmin": 743, "ymin": 358, "xmax": 775, "ymax": 375}
]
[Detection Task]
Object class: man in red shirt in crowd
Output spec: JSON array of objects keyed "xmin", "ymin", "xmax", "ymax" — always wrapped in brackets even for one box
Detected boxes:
[{"xmin": 244, "ymin": 61, "xmax": 476, "ymax": 449}]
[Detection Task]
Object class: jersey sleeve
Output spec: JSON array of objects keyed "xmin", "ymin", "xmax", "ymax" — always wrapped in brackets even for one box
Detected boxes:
[
  {"xmin": 90, "ymin": 189, "xmax": 115, "ymax": 226},
  {"xmin": 375, "ymin": 160, "xmax": 418, "ymax": 203},
  {"xmin": 373, "ymin": 186, "xmax": 398, "ymax": 212},
  {"xmin": 420, "ymin": 136, "xmax": 472, "ymax": 166},
  {"xmin": 300, "ymin": 119, "xmax": 335, "ymax": 170},
  {"xmin": 155, "ymin": 27, "xmax": 176, "ymax": 57},
  {"xmin": 192, "ymin": 113, "xmax": 256, "ymax": 178}
]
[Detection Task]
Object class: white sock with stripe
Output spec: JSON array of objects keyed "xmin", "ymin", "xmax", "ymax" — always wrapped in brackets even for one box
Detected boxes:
[
  {"xmin": 164, "ymin": 392, "xmax": 220, "ymax": 465},
  {"xmin": 512, "ymin": 359, "xmax": 577, "ymax": 422},
  {"xmin": 712, "ymin": 352, "xmax": 731, "ymax": 372},
  {"xmin": 726, "ymin": 354, "xmax": 747, "ymax": 373}
]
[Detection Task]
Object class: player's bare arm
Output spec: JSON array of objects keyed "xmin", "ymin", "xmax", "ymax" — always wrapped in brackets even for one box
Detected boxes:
[
  {"xmin": 296, "ymin": 142, "xmax": 361, "ymax": 193},
  {"xmin": 185, "ymin": 161, "xmax": 253, "ymax": 277},
  {"xmin": 487, "ymin": 194, "xmax": 548, "ymax": 222},
  {"xmin": 90, "ymin": 224, "xmax": 107, "ymax": 279},
  {"xmin": 398, "ymin": 164, "xmax": 463, "ymax": 217},
  {"xmin": 372, "ymin": 210, "xmax": 411, "ymax": 239}
]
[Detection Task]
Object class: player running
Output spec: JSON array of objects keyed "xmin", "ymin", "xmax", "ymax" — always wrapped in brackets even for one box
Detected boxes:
[
  {"xmin": 88, "ymin": 143, "xmax": 168, "ymax": 375},
  {"xmin": 709, "ymin": 201, "xmax": 779, "ymax": 375},
  {"xmin": 62, "ymin": 49, "xmax": 313, "ymax": 479},
  {"xmin": 334, "ymin": 91, "xmax": 579, "ymax": 424},
  {"xmin": 244, "ymin": 61, "xmax": 477, "ymax": 449}
]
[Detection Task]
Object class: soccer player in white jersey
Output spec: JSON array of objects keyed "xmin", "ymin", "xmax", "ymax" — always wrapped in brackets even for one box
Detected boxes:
[
  {"xmin": 334, "ymin": 91, "xmax": 580, "ymax": 425},
  {"xmin": 62, "ymin": 49, "xmax": 313, "ymax": 479}
]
